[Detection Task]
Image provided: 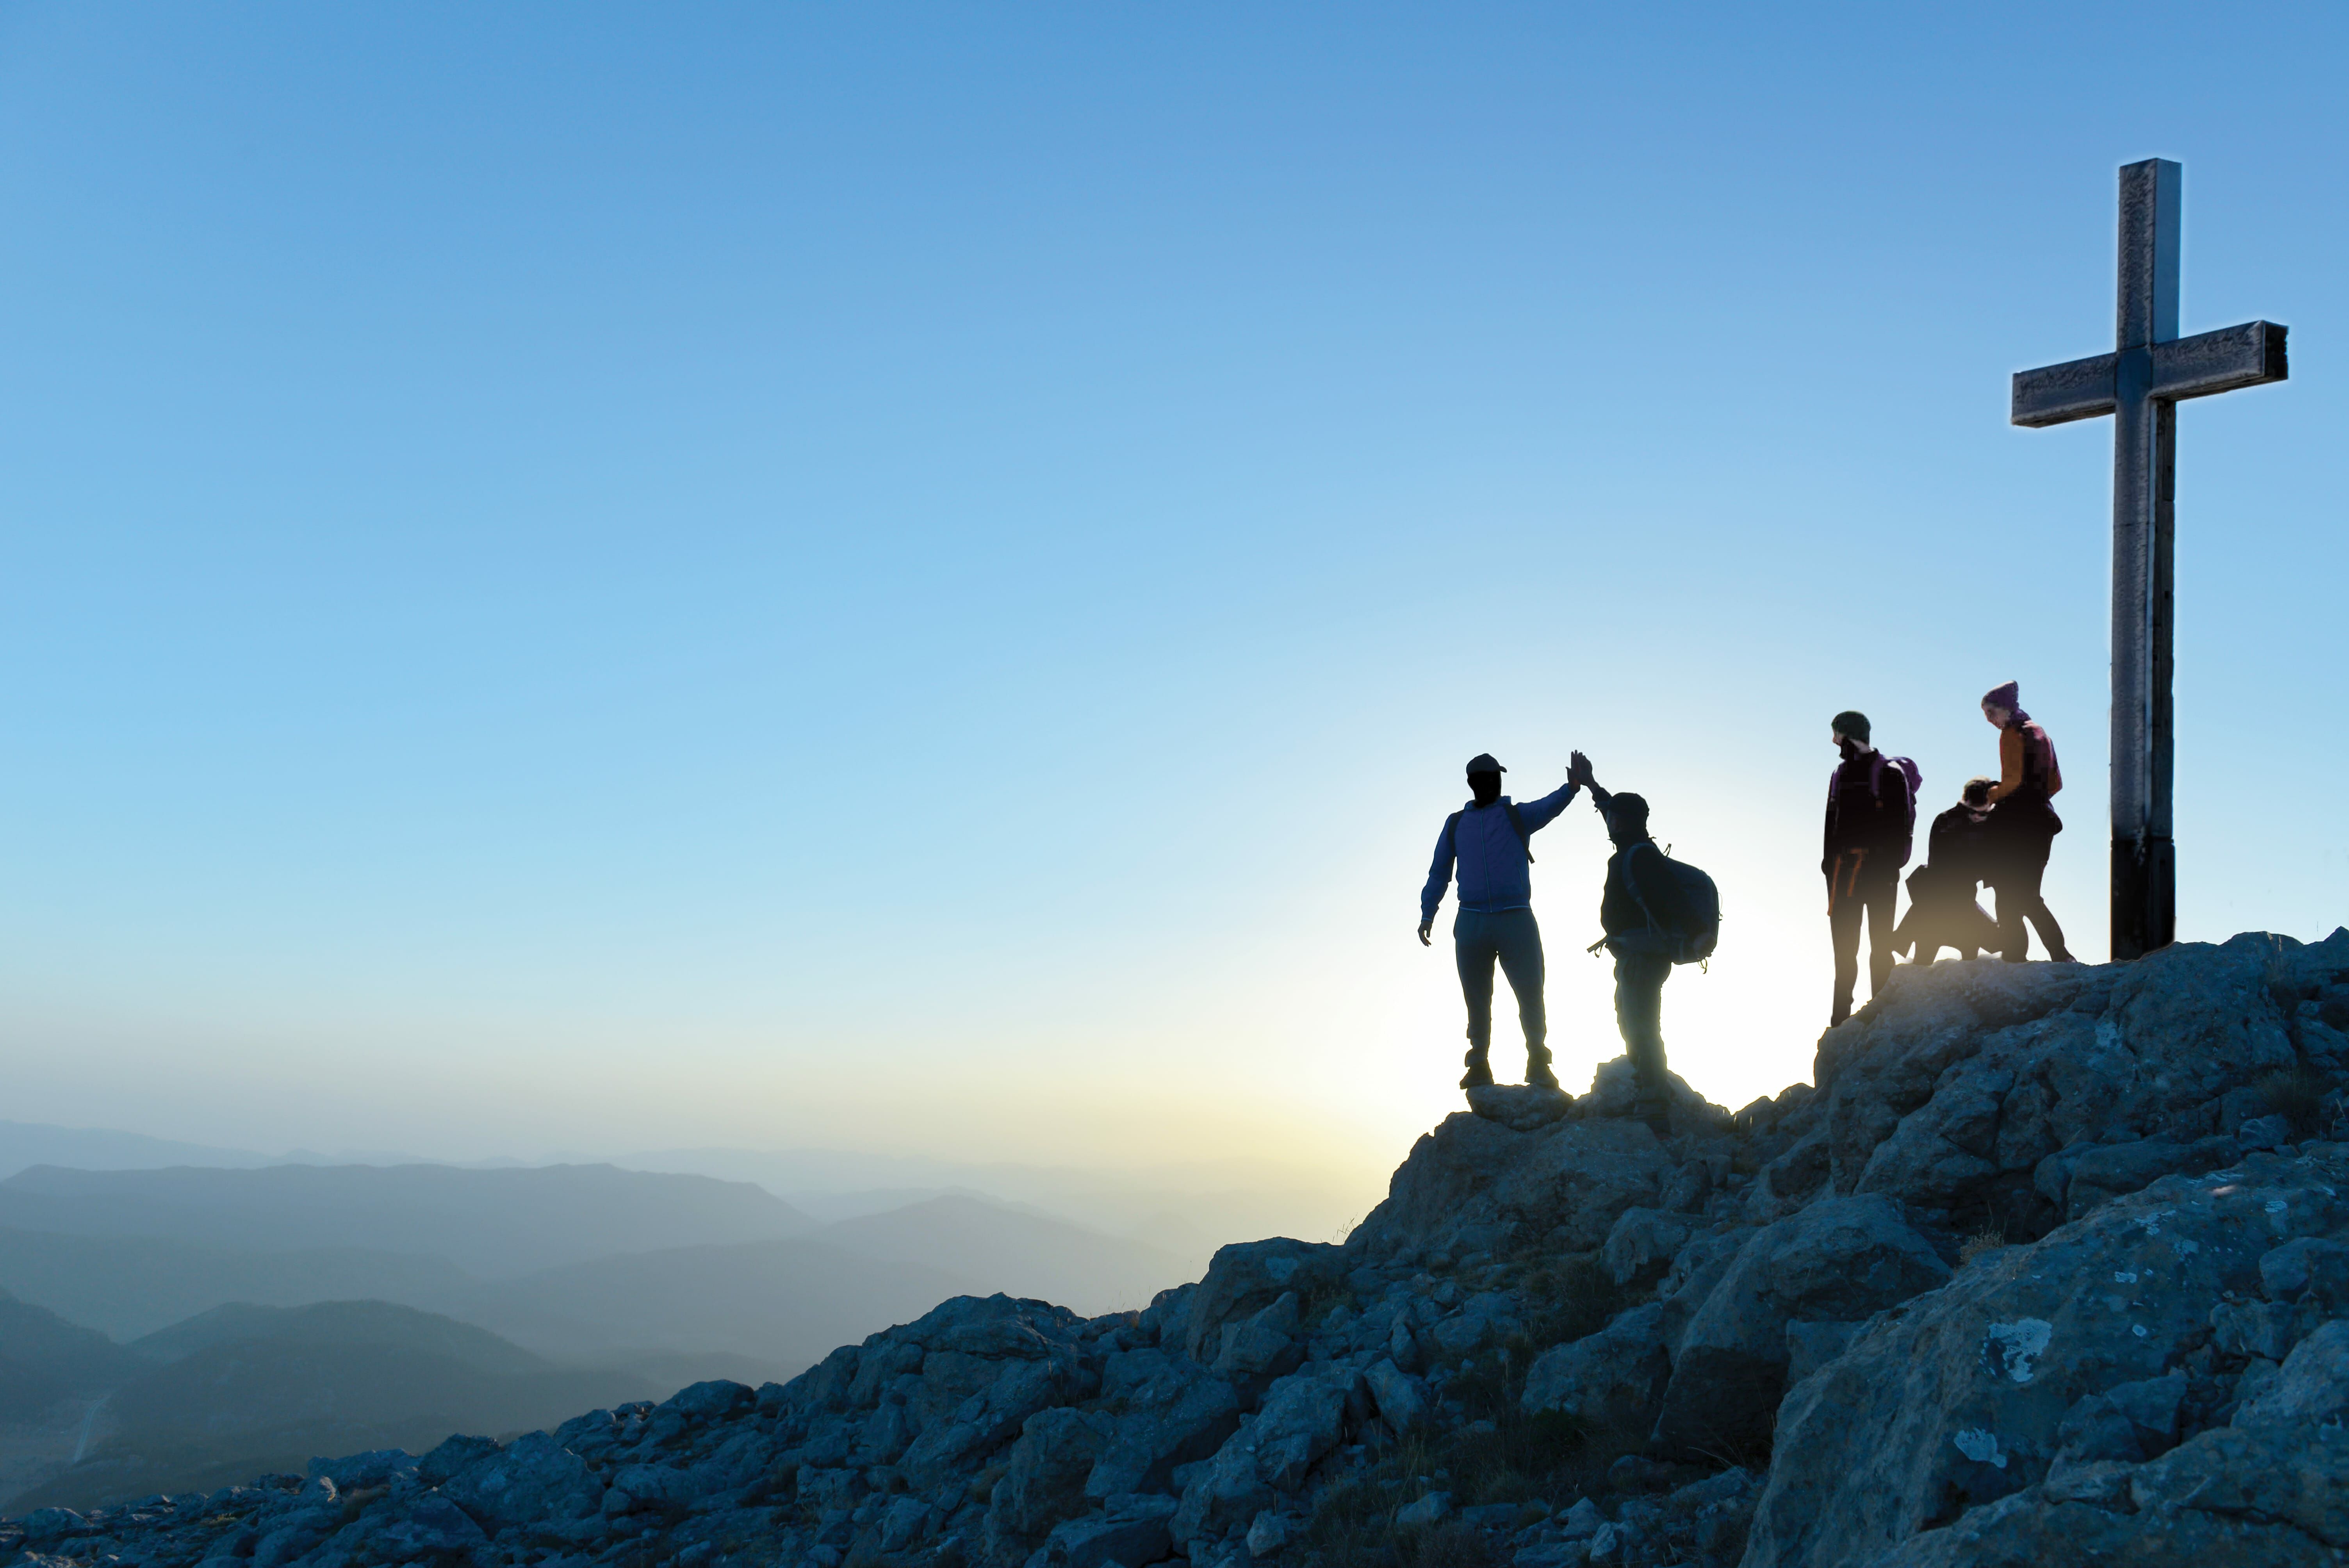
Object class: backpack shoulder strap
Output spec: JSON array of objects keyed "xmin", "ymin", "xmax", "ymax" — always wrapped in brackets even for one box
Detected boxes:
[
  {"xmin": 1620, "ymin": 841, "xmax": 1662, "ymax": 929},
  {"xmin": 1443, "ymin": 810, "xmax": 1463, "ymax": 860},
  {"xmin": 1501, "ymin": 801, "xmax": 1535, "ymax": 864}
]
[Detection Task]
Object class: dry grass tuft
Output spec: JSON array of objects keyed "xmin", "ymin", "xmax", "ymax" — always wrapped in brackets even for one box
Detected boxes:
[{"xmin": 1957, "ymin": 1227, "xmax": 2007, "ymax": 1267}]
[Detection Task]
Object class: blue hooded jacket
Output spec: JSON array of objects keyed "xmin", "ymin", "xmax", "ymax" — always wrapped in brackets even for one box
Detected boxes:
[{"xmin": 1420, "ymin": 779, "xmax": 1582, "ymax": 923}]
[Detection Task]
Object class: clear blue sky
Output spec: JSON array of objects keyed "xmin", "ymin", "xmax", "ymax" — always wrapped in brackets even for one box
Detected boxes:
[{"xmin": 1, "ymin": 3, "xmax": 2342, "ymax": 1191}]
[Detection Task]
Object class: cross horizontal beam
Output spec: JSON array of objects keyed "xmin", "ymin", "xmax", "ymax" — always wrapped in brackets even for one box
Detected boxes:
[{"xmin": 2010, "ymin": 319, "xmax": 2288, "ymax": 427}]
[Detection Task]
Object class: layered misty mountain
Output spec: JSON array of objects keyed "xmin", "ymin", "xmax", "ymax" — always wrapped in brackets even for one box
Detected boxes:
[{"xmin": 0, "ymin": 1155, "xmax": 1200, "ymax": 1509}]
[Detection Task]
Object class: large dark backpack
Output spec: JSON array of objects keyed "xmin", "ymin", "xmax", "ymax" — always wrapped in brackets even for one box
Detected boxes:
[
  {"xmin": 1443, "ymin": 800, "xmax": 1535, "ymax": 864},
  {"xmin": 1622, "ymin": 842, "xmax": 1720, "ymax": 966},
  {"xmin": 1828, "ymin": 753, "xmax": 1924, "ymax": 868}
]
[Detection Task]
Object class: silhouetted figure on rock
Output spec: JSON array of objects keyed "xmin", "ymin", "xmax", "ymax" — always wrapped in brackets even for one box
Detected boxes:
[
  {"xmin": 1894, "ymin": 776, "xmax": 2003, "ymax": 963},
  {"xmin": 1568, "ymin": 752, "xmax": 1694, "ymax": 1137},
  {"xmin": 1980, "ymin": 680, "xmax": 2075, "ymax": 963},
  {"xmin": 1418, "ymin": 751, "xmax": 1582, "ymax": 1090},
  {"xmin": 1823, "ymin": 710, "xmax": 1918, "ymax": 1026}
]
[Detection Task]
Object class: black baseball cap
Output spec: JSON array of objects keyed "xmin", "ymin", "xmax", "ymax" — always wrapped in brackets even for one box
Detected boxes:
[{"xmin": 1465, "ymin": 753, "xmax": 1505, "ymax": 775}]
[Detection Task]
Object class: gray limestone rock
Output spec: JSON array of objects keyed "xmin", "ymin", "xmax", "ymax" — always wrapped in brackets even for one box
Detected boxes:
[
  {"xmin": 1354, "ymin": 1112, "xmax": 1674, "ymax": 1264},
  {"xmin": 1745, "ymin": 1156, "xmax": 2347, "ymax": 1568},
  {"xmin": 1039, "ymin": 1497, "xmax": 1178, "ymax": 1568},
  {"xmin": 1083, "ymin": 1357, "xmax": 1241, "ymax": 1501},
  {"xmin": 1653, "ymin": 1194, "xmax": 1948, "ymax": 1456},
  {"xmin": 1579, "ymin": 1057, "xmax": 1731, "ymax": 1133},
  {"xmin": 1518, "ymin": 1303, "xmax": 1670, "ymax": 1432},
  {"xmin": 2260, "ymin": 1235, "xmax": 2349, "ymax": 1307},
  {"xmin": 372, "ymin": 1495, "xmax": 487, "ymax": 1560},
  {"xmin": 1464, "ymin": 1083, "xmax": 1573, "ymax": 1131},
  {"xmin": 1743, "ymin": 1130, "xmax": 1830, "ymax": 1222},
  {"xmin": 2234, "ymin": 1318, "xmax": 2349, "ymax": 1428},
  {"xmin": 1362, "ymin": 1358, "xmax": 1426, "ymax": 1430},
  {"xmin": 443, "ymin": 1432, "xmax": 604, "ymax": 1530},
  {"xmin": 1210, "ymin": 1291, "xmax": 1304, "ymax": 1399},
  {"xmin": 1872, "ymin": 1424, "xmax": 2349, "ymax": 1566},
  {"xmin": 1602, "ymin": 1207, "xmax": 1693, "ymax": 1286},
  {"xmin": 1171, "ymin": 1365, "xmax": 1358, "ymax": 1545},
  {"xmin": 1782, "ymin": 1319, "xmax": 1859, "ymax": 1386},
  {"xmin": 1426, "ymin": 1289, "xmax": 1520, "ymax": 1356},
  {"xmin": 984, "ymin": 1408, "xmax": 1115, "ymax": 1566},
  {"xmin": 1183, "ymin": 1240, "xmax": 1341, "ymax": 1363}
]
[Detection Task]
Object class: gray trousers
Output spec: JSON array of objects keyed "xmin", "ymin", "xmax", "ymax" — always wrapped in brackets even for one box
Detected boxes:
[
  {"xmin": 1455, "ymin": 908, "xmax": 1547, "ymax": 1066},
  {"xmin": 1613, "ymin": 951, "xmax": 1672, "ymax": 1098}
]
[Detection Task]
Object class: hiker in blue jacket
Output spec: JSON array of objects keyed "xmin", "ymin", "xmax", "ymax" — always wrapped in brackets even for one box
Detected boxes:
[{"xmin": 1418, "ymin": 752, "xmax": 1584, "ymax": 1092}]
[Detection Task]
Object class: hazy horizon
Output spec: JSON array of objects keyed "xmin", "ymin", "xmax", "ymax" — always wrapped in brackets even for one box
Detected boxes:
[{"xmin": 3, "ymin": 4, "xmax": 2344, "ymax": 1187}]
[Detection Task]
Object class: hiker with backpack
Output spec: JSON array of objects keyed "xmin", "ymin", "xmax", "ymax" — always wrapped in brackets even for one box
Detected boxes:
[
  {"xmin": 1979, "ymin": 681, "xmax": 2076, "ymax": 963},
  {"xmin": 1823, "ymin": 710, "xmax": 1919, "ymax": 1026},
  {"xmin": 1565, "ymin": 753, "xmax": 1717, "ymax": 1137},
  {"xmin": 1893, "ymin": 777, "xmax": 2004, "ymax": 964},
  {"xmin": 1417, "ymin": 752, "xmax": 1584, "ymax": 1091}
]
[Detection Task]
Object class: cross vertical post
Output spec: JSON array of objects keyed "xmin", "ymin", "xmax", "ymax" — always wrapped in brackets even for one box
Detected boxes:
[
  {"xmin": 2011, "ymin": 160, "xmax": 2287, "ymax": 961},
  {"xmin": 2110, "ymin": 159, "xmax": 2179, "ymax": 964}
]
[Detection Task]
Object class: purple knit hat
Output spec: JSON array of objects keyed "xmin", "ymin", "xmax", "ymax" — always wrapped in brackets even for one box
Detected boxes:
[{"xmin": 1982, "ymin": 680, "xmax": 2030, "ymax": 724}]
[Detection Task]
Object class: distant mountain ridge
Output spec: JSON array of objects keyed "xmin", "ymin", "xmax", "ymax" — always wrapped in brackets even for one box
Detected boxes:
[
  {"xmin": 5, "ymin": 1298, "xmax": 662, "ymax": 1511},
  {"xmin": 0, "ymin": 1163, "xmax": 817, "ymax": 1277},
  {"xmin": 0, "ymin": 1168, "xmax": 1189, "ymax": 1369}
]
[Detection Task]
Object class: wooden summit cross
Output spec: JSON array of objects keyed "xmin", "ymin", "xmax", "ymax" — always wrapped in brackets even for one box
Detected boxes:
[{"xmin": 2012, "ymin": 159, "xmax": 2287, "ymax": 962}]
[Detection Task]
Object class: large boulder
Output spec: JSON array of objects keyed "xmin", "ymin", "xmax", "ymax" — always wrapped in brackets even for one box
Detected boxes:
[
  {"xmin": 440, "ymin": 1432, "xmax": 603, "ymax": 1529},
  {"xmin": 1182, "ymin": 1240, "xmax": 1343, "ymax": 1362},
  {"xmin": 1816, "ymin": 934, "xmax": 2349, "ymax": 1237},
  {"xmin": 984, "ymin": 1408, "xmax": 1116, "ymax": 1565},
  {"xmin": 1352, "ymin": 1111, "xmax": 1674, "ymax": 1264},
  {"xmin": 1744, "ymin": 1151, "xmax": 2349, "ymax": 1568},
  {"xmin": 1652, "ymin": 1194, "xmax": 1948, "ymax": 1456},
  {"xmin": 1464, "ymin": 1082, "xmax": 1574, "ymax": 1131},
  {"xmin": 1171, "ymin": 1366, "xmax": 1361, "ymax": 1547},
  {"xmin": 1083, "ymin": 1351, "xmax": 1242, "ymax": 1500},
  {"xmin": 1519, "ymin": 1303, "xmax": 1671, "ymax": 1432}
]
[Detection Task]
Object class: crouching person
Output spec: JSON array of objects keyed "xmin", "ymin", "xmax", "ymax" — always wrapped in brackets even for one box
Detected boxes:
[{"xmin": 1895, "ymin": 777, "xmax": 2004, "ymax": 963}]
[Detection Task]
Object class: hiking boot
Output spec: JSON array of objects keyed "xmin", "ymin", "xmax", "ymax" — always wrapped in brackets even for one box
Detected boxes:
[
  {"xmin": 1460, "ymin": 1054, "xmax": 1495, "ymax": 1090},
  {"xmin": 1634, "ymin": 1096, "xmax": 1673, "ymax": 1138},
  {"xmin": 1526, "ymin": 1060, "xmax": 1561, "ymax": 1092}
]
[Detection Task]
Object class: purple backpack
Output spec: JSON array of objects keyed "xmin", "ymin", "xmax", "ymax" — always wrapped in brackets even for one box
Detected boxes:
[{"xmin": 1871, "ymin": 754, "xmax": 1924, "ymax": 866}]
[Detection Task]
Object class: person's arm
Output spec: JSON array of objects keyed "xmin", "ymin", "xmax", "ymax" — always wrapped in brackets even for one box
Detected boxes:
[
  {"xmin": 1567, "ymin": 750, "xmax": 1607, "ymax": 814},
  {"xmin": 1887, "ymin": 766, "xmax": 1915, "ymax": 866},
  {"xmin": 1515, "ymin": 777, "xmax": 1582, "ymax": 831},
  {"xmin": 1823, "ymin": 773, "xmax": 1837, "ymax": 875},
  {"xmin": 1985, "ymin": 729, "xmax": 2026, "ymax": 803},
  {"xmin": 2046, "ymin": 750, "xmax": 2064, "ymax": 797},
  {"xmin": 1418, "ymin": 820, "xmax": 1455, "ymax": 944}
]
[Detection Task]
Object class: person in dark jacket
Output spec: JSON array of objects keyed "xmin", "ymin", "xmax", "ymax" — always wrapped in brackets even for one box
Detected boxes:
[
  {"xmin": 1979, "ymin": 681, "xmax": 2075, "ymax": 962},
  {"xmin": 1823, "ymin": 709, "xmax": 1913, "ymax": 1026},
  {"xmin": 1566, "ymin": 752, "xmax": 1686, "ymax": 1136},
  {"xmin": 1419, "ymin": 752, "xmax": 1583, "ymax": 1090},
  {"xmin": 1894, "ymin": 777, "xmax": 2003, "ymax": 963}
]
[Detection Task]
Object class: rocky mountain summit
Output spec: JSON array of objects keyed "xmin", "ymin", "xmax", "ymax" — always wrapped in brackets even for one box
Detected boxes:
[{"xmin": 9, "ymin": 930, "xmax": 2349, "ymax": 1568}]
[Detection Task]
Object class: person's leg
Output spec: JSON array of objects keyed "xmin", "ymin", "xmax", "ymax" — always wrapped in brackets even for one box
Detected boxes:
[
  {"xmin": 1454, "ymin": 912, "xmax": 1500, "ymax": 1084},
  {"xmin": 2014, "ymin": 843, "xmax": 2074, "ymax": 961},
  {"xmin": 1864, "ymin": 876, "xmax": 1900, "ymax": 1003},
  {"xmin": 1615, "ymin": 954, "xmax": 1673, "ymax": 1133},
  {"xmin": 1492, "ymin": 910, "xmax": 1552, "ymax": 1085},
  {"xmin": 1828, "ymin": 875, "xmax": 1862, "ymax": 1023},
  {"xmin": 1614, "ymin": 955, "xmax": 1665, "ymax": 1083},
  {"xmin": 1987, "ymin": 861, "xmax": 2030, "ymax": 960}
]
